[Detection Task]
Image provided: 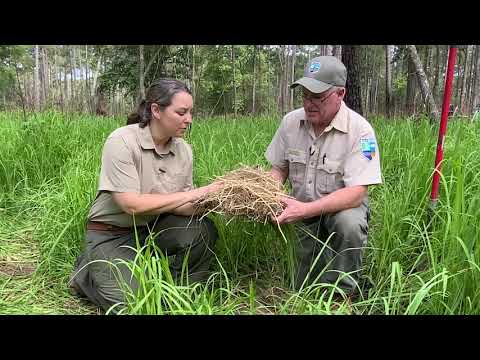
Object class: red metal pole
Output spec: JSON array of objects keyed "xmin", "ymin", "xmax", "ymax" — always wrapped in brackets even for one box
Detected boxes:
[{"xmin": 430, "ymin": 46, "xmax": 457, "ymax": 208}]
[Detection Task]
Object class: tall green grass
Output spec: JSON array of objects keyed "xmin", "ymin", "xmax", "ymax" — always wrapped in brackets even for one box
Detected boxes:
[{"xmin": 1, "ymin": 111, "xmax": 479, "ymax": 314}]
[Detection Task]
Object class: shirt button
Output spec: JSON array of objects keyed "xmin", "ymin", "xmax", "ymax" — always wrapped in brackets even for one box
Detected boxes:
[{"xmin": 308, "ymin": 180, "xmax": 312, "ymax": 184}]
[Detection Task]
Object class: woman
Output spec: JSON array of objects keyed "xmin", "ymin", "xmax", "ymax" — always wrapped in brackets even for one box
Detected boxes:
[{"xmin": 69, "ymin": 78, "xmax": 220, "ymax": 313}]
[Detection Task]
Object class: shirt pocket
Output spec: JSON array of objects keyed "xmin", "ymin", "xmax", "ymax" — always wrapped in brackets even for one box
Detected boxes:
[
  {"xmin": 152, "ymin": 168, "xmax": 189, "ymax": 194},
  {"xmin": 286, "ymin": 149, "xmax": 307, "ymax": 189},
  {"xmin": 315, "ymin": 159, "xmax": 344, "ymax": 194}
]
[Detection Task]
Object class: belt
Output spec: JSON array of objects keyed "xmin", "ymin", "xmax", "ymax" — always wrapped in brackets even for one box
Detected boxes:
[{"xmin": 86, "ymin": 221, "xmax": 134, "ymax": 233}]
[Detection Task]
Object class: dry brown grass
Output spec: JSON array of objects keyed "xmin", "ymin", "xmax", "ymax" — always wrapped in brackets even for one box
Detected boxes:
[{"xmin": 194, "ymin": 165, "xmax": 289, "ymax": 223}]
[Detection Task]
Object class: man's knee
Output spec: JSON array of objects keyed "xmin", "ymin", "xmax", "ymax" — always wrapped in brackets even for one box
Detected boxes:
[{"xmin": 329, "ymin": 208, "xmax": 368, "ymax": 247}]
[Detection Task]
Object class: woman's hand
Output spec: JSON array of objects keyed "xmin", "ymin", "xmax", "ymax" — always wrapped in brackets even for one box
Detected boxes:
[{"xmin": 190, "ymin": 181, "xmax": 223, "ymax": 202}]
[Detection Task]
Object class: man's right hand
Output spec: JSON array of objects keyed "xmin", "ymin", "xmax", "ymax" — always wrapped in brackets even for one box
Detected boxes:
[{"xmin": 272, "ymin": 196, "xmax": 311, "ymax": 225}]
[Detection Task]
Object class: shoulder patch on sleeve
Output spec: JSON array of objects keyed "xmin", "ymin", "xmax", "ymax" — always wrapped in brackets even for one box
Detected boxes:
[{"xmin": 360, "ymin": 138, "xmax": 376, "ymax": 160}]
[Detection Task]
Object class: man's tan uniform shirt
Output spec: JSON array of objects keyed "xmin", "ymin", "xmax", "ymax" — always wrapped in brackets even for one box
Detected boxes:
[
  {"xmin": 88, "ymin": 124, "xmax": 194, "ymax": 227},
  {"xmin": 265, "ymin": 101, "xmax": 382, "ymax": 203}
]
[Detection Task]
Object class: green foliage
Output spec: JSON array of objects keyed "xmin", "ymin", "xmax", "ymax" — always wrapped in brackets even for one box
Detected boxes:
[
  {"xmin": 99, "ymin": 45, "xmax": 191, "ymax": 99},
  {"xmin": 0, "ymin": 45, "xmax": 33, "ymax": 103},
  {"xmin": 1, "ymin": 112, "xmax": 480, "ymax": 314},
  {"xmin": 393, "ymin": 74, "xmax": 407, "ymax": 97}
]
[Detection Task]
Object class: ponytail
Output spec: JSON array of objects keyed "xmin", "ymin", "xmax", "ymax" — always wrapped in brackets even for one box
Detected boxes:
[
  {"xmin": 126, "ymin": 99, "xmax": 150, "ymax": 127},
  {"xmin": 126, "ymin": 78, "xmax": 191, "ymax": 127}
]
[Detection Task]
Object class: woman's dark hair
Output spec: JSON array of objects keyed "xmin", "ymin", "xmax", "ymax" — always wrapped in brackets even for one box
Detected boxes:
[{"xmin": 127, "ymin": 78, "xmax": 191, "ymax": 127}]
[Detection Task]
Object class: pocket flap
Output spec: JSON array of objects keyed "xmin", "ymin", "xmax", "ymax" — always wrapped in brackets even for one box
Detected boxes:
[
  {"xmin": 286, "ymin": 149, "xmax": 307, "ymax": 164},
  {"xmin": 316, "ymin": 159, "xmax": 343, "ymax": 174}
]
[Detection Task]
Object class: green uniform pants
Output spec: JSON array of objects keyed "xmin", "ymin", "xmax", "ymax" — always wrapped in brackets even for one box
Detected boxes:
[
  {"xmin": 294, "ymin": 201, "xmax": 370, "ymax": 295},
  {"xmin": 70, "ymin": 214, "xmax": 218, "ymax": 313}
]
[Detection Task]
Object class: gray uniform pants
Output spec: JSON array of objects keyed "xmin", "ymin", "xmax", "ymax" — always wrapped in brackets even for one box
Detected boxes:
[
  {"xmin": 294, "ymin": 201, "xmax": 370, "ymax": 295},
  {"xmin": 70, "ymin": 214, "xmax": 218, "ymax": 313}
]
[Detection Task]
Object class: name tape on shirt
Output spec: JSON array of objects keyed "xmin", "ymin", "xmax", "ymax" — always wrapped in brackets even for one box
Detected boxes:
[{"xmin": 360, "ymin": 138, "xmax": 376, "ymax": 160}]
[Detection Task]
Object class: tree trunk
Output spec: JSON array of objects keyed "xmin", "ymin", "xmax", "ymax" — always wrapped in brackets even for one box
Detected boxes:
[
  {"xmin": 289, "ymin": 45, "xmax": 296, "ymax": 112},
  {"xmin": 422, "ymin": 46, "xmax": 432, "ymax": 115},
  {"xmin": 473, "ymin": 45, "xmax": 480, "ymax": 112},
  {"xmin": 257, "ymin": 45, "xmax": 263, "ymax": 112},
  {"xmin": 191, "ymin": 45, "xmax": 196, "ymax": 104},
  {"xmin": 41, "ymin": 47, "xmax": 49, "ymax": 107},
  {"xmin": 432, "ymin": 45, "xmax": 441, "ymax": 102},
  {"xmin": 34, "ymin": 45, "xmax": 40, "ymax": 111},
  {"xmin": 466, "ymin": 45, "xmax": 476, "ymax": 114},
  {"xmin": 23, "ymin": 72, "xmax": 31, "ymax": 110},
  {"xmin": 95, "ymin": 85, "xmax": 108, "ymax": 116},
  {"xmin": 63, "ymin": 59, "xmax": 68, "ymax": 109},
  {"xmin": 69, "ymin": 46, "xmax": 75, "ymax": 109},
  {"xmin": 85, "ymin": 45, "xmax": 90, "ymax": 112},
  {"xmin": 282, "ymin": 45, "xmax": 288, "ymax": 114},
  {"xmin": 468, "ymin": 45, "xmax": 478, "ymax": 114},
  {"xmin": 14, "ymin": 62, "xmax": 27, "ymax": 121},
  {"xmin": 406, "ymin": 52, "xmax": 416, "ymax": 114},
  {"xmin": 368, "ymin": 49, "xmax": 378, "ymax": 115},
  {"xmin": 91, "ymin": 54, "xmax": 102, "ymax": 101},
  {"xmin": 385, "ymin": 45, "xmax": 393, "ymax": 118},
  {"xmin": 332, "ymin": 45, "xmax": 342, "ymax": 60},
  {"xmin": 406, "ymin": 45, "xmax": 440, "ymax": 121},
  {"xmin": 139, "ymin": 45, "xmax": 145, "ymax": 102},
  {"xmin": 318, "ymin": 45, "xmax": 328, "ymax": 56},
  {"xmin": 277, "ymin": 45, "xmax": 285, "ymax": 114},
  {"xmin": 231, "ymin": 45, "xmax": 237, "ymax": 116},
  {"xmin": 459, "ymin": 45, "xmax": 470, "ymax": 113},
  {"xmin": 454, "ymin": 49, "xmax": 463, "ymax": 107},
  {"xmin": 52, "ymin": 47, "xmax": 59, "ymax": 109},
  {"xmin": 341, "ymin": 45, "xmax": 363, "ymax": 115},
  {"xmin": 284, "ymin": 46, "xmax": 290, "ymax": 113},
  {"xmin": 422, "ymin": 46, "xmax": 430, "ymax": 78},
  {"xmin": 252, "ymin": 45, "xmax": 257, "ymax": 114},
  {"xmin": 363, "ymin": 47, "xmax": 370, "ymax": 115}
]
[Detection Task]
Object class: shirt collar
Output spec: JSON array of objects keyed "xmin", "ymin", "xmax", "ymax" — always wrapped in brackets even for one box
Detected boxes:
[
  {"xmin": 137, "ymin": 124, "xmax": 177, "ymax": 156},
  {"xmin": 299, "ymin": 101, "xmax": 349, "ymax": 134}
]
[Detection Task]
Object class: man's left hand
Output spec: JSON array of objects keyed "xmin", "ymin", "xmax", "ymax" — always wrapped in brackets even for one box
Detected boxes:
[{"xmin": 274, "ymin": 197, "xmax": 309, "ymax": 224}]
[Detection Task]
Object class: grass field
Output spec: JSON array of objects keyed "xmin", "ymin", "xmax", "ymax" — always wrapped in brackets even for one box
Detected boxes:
[{"xmin": 1, "ymin": 110, "xmax": 479, "ymax": 315}]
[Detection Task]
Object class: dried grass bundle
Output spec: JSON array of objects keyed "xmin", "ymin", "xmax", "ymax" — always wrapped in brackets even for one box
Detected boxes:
[{"xmin": 194, "ymin": 165, "xmax": 288, "ymax": 223}]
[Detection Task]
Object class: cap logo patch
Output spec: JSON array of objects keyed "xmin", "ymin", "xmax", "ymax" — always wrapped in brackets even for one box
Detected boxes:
[
  {"xmin": 309, "ymin": 62, "xmax": 321, "ymax": 73},
  {"xmin": 360, "ymin": 138, "xmax": 376, "ymax": 160}
]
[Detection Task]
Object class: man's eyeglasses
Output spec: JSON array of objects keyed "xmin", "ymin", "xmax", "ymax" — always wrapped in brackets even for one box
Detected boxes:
[{"xmin": 302, "ymin": 90, "xmax": 336, "ymax": 104}]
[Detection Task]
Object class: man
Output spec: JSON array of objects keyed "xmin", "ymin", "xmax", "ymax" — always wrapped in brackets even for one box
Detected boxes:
[{"xmin": 265, "ymin": 56, "xmax": 382, "ymax": 298}]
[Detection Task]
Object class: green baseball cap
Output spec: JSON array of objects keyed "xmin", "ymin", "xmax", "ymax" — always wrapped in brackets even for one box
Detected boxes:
[{"xmin": 291, "ymin": 56, "xmax": 347, "ymax": 93}]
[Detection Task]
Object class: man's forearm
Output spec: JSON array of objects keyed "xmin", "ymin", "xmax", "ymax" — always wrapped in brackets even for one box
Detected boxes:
[
  {"xmin": 113, "ymin": 191, "xmax": 199, "ymax": 216},
  {"xmin": 304, "ymin": 185, "xmax": 367, "ymax": 218}
]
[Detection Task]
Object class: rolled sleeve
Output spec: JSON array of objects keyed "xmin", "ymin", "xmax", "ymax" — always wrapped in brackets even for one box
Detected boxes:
[
  {"xmin": 98, "ymin": 136, "xmax": 140, "ymax": 193},
  {"xmin": 343, "ymin": 130, "xmax": 382, "ymax": 187},
  {"xmin": 182, "ymin": 145, "xmax": 194, "ymax": 191},
  {"xmin": 265, "ymin": 118, "xmax": 289, "ymax": 170}
]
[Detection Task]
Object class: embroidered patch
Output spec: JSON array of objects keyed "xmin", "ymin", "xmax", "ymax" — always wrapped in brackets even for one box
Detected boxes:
[
  {"xmin": 360, "ymin": 138, "xmax": 376, "ymax": 160},
  {"xmin": 309, "ymin": 62, "xmax": 321, "ymax": 73}
]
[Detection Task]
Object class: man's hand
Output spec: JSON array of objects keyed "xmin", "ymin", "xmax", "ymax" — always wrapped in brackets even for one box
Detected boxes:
[
  {"xmin": 274, "ymin": 197, "xmax": 310, "ymax": 224},
  {"xmin": 271, "ymin": 185, "xmax": 367, "ymax": 224}
]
